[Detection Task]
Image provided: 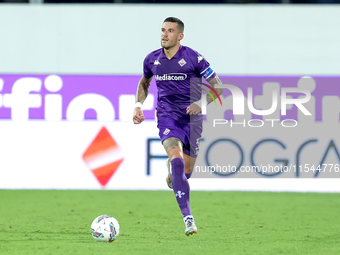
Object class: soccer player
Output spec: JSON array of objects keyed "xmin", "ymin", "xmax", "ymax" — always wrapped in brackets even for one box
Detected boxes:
[{"xmin": 133, "ymin": 17, "xmax": 223, "ymax": 236}]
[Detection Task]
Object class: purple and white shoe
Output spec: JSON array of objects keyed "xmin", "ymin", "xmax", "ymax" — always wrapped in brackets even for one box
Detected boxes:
[{"xmin": 184, "ymin": 215, "xmax": 197, "ymax": 236}]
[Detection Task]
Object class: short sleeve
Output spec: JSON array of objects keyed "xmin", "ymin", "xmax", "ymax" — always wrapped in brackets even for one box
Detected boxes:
[
  {"xmin": 143, "ymin": 56, "xmax": 153, "ymax": 79},
  {"xmin": 192, "ymin": 51, "xmax": 216, "ymax": 81}
]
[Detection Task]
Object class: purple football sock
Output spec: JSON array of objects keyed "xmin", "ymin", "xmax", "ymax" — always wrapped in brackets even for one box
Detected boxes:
[
  {"xmin": 171, "ymin": 158, "xmax": 192, "ymax": 217},
  {"xmin": 185, "ymin": 173, "xmax": 192, "ymax": 179}
]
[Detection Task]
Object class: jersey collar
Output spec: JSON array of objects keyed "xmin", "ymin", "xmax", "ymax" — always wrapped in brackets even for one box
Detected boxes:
[{"xmin": 160, "ymin": 45, "xmax": 183, "ymax": 60}]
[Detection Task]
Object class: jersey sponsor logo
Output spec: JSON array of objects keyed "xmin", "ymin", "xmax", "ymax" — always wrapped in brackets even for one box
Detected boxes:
[
  {"xmin": 153, "ymin": 60, "xmax": 161, "ymax": 65},
  {"xmin": 197, "ymin": 56, "xmax": 204, "ymax": 63},
  {"xmin": 201, "ymin": 66, "xmax": 215, "ymax": 80},
  {"xmin": 155, "ymin": 73, "xmax": 187, "ymax": 81},
  {"xmin": 178, "ymin": 58, "xmax": 187, "ymax": 67},
  {"xmin": 163, "ymin": 128, "xmax": 170, "ymax": 135}
]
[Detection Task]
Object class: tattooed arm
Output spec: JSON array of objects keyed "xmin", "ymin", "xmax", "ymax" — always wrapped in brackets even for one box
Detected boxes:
[{"xmin": 133, "ymin": 75, "xmax": 153, "ymax": 124}]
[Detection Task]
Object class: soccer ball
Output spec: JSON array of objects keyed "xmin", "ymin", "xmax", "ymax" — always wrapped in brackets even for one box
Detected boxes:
[{"xmin": 91, "ymin": 215, "xmax": 120, "ymax": 242}]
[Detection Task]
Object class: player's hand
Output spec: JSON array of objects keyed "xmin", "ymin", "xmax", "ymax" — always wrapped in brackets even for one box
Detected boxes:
[
  {"xmin": 133, "ymin": 107, "xmax": 145, "ymax": 124},
  {"xmin": 186, "ymin": 102, "xmax": 201, "ymax": 115}
]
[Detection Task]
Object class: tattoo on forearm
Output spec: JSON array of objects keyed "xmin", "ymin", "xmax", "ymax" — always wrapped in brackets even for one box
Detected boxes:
[
  {"xmin": 136, "ymin": 81, "xmax": 150, "ymax": 103},
  {"xmin": 137, "ymin": 85, "xmax": 146, "ymax": 103}
]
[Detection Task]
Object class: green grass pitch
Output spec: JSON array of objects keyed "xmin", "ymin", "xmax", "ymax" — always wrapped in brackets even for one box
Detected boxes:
[{"xmin": 0, "ymin": 190, "xmax": 339, "ymax": 255}]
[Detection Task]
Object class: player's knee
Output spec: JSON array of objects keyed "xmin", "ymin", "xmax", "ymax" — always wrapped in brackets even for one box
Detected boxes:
[
  {"xmin": 163, "ymin": 138, "xmax": 183, "ymax": 152},
  {"xmin": 170, "ymin": 158, "xmax": 185, "ymax": 176}
]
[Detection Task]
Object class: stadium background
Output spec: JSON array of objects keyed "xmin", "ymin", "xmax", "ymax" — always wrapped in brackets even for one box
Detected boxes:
[
  {"xmin": 0, "ymin": 2, "xmax": 339, "ymax": 192},
  {"xmin": 1, "ymin": 2, "xmax": 340, "ymax": 255}
]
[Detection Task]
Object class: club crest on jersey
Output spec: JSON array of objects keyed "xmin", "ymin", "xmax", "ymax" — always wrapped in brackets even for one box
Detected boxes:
[
  {"xmin": 153, "ymin": 60, "xmax": 161, "ymax": 65},
  {"xmin": 197, "ymin": 56, "xmax": 204, "ymax": 63},
  {"xmin": 178, "ymin": 58, "xmax": 186, "ymax": 67},
  {"xmin": 163, "ymin": 128, "xmax": 170, "ymax": 135}
]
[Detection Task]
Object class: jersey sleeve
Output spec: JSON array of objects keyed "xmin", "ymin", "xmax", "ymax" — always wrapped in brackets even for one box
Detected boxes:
[
  {"xmin": 143, "ymin": 56, "xmax": 153, "ymax": 79},
  {"xmin": 192, "ymin": 50, "xmax": 216, "ymax": 82}
]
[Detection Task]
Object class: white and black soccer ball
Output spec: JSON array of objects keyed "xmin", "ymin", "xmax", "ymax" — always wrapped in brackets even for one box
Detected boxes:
[{"xmin": 91, "ymin": 215, "xmax": 120, "ymax": 242}]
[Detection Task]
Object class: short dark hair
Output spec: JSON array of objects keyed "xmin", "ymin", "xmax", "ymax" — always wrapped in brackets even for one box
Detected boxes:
[{"xmin": 163, "ymin": 17, "xmax": 184, "ymax": 33}]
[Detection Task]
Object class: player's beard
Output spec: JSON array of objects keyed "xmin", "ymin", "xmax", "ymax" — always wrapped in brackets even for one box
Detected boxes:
[{"xmin": 161, "ymin": 39, "xmax": 176, "ymax": 50}]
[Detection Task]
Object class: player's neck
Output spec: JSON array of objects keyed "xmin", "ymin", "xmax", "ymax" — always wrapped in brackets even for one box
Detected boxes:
[{"xmin": 163, "ymin": 44, "xmax": 181, "ymax": 60}]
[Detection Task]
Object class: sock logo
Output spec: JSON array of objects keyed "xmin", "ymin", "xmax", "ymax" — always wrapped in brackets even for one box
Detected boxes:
[{"xmin": 175, "ymin": 191, "xmax": 185, "ymax": 198}]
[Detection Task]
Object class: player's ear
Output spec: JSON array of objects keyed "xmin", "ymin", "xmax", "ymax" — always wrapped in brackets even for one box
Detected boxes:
[{"xmin": 178, "ymin": 33, "xmax": 184, "ymax": 41}]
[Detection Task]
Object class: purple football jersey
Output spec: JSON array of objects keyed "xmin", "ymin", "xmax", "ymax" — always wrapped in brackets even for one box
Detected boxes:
[{"xmin": 143, "ymin": 45, "xmax": 216, "ymax": 122}]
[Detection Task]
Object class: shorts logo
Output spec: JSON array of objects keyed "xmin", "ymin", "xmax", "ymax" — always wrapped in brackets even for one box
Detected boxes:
[
  {"xmin": 178, "ymin": 58, "xmax": 186, "ymax": 67},
  {"xmin": 163, "ymin": 128, "xmax": 170, "ymax": 135}
]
